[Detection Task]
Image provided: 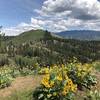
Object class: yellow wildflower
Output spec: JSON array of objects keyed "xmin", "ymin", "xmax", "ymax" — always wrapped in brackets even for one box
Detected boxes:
[
  {"xmin": 71, "ymin": 84, "xmax": 77, "ymax": 92},
  {"xmin": 41, "ymin": 75, "xmax": 51, "ymax": 88},
  {"xmin": 68, "ymin": 79, "xmax": 73, "ymax": 86},
  {"xmin": 62, "ymin": 64, "xmax": 65, "ymax": 68},
  {"xmin": 57, "ymin": 75, "xmax": 63, "ymax": 81},
  {"xmin": 78, "ymin": 72, "xmax": 81, "ymax": 77},
  {"xmin": 44, "ymin": 68, "xmax": 49, "ymax": 74},
  {"xmin": 64, "ymin": 75, "xmax": 68, "ymax": 80},
  {"xmin": 62, "ymin": 89, "xmax": 69, "ymax": 96}
]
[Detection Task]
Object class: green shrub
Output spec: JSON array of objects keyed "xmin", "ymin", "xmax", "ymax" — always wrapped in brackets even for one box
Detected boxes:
[
  {"xmin": 67, "ymin": 63, "xmax": 97, "ymax": 90},
  {"xmin": 23, "ymin": 47, "xmax": 34, "ymax": 57},
  {"xmin": 92, "ymin": 61, "xmax": 100, "ymax": 72},
  {"xmin": 0, "ymin": 67, "xmax": 13, "ymax": 89},
  {"xmin": 0, "ymin": 55, "xmax": 9, "ymax": 66},
  {"xmin": 14, "ymin": 56, "xmax": 37, "ymax": 70},
  {"xmin": 84, "ymin": 90, "xmax": 100, "ymax": 100}
]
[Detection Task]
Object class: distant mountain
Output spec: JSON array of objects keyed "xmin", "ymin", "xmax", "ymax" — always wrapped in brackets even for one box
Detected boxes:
[{"xmin": 56, "ymin": 30, "xmax": 100, "ymax": 40}]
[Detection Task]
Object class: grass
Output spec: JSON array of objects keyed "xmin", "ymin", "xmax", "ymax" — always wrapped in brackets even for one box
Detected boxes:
[
  {"xmin": 10, "ymin": 29, "xmax": 45, "ymax": 44},
  {"xmin": 0, "ymin": 75, "xmax": 43, "ymax": 100},
  {"xmin": 93, "ymin": 61, "xmax": 100, "ymax": 72},
  {"xmin": 0, "ymin": 89, "xmax": 33, "ymax": 100}
]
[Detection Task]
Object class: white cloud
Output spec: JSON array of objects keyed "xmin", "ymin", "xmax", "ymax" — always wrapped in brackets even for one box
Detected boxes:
[
  {"xmin": 38, "ymin": 0, "xmax": 100, "ymax": 20},
  {"xmin": 34, "ymin": 0, "xmax": 100, "ymax": 32},
  {"xmin": 2, "ymin": 18, "xmax": 68, "ymax": 36},
  {"xmin": 2, "ymin": 20, "xmax": 44, "ymax": 36},
  {"xmin": 2, "ymin": 0, "xmax": 100, "ymax": 36}
]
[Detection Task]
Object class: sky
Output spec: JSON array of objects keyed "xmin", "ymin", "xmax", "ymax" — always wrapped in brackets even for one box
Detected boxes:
[{"xmin": 0, "ymin": 0, "xmax": 100, "ymax": 36}]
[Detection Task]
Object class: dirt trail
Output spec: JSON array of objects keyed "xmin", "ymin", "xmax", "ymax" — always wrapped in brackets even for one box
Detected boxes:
[
  {"xmin": 0, "ymin": 75, "xmax": 43, "ymax": 97},
  {"xmin": 94, "ymin": 71, "xmax": 100, "ymax": 91}
]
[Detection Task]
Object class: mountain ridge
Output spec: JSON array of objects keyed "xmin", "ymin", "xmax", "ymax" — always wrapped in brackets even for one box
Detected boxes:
[
  {"xmin": 56, "ymin": 30, "xmax": 100, "ymax": 40},
  {"xmin": 5, "ymin": 30, "xmax": 100, "ymax": 44}
]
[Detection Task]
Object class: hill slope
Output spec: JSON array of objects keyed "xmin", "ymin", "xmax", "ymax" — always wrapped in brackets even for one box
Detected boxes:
[
  {"xmin": 56, "ymin": 30, "xmax": 100, "ymax": 40},
  {"xmin": 1, "ymin": 29, "xmax": 100, "ymax": 63},
  {"xmin": 9, "ymin": 30, "xmax": 46, "ymax": 44}
]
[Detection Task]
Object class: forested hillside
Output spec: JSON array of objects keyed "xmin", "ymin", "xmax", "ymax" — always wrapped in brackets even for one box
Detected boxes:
[{"xmin": 0, "ymin": 30, "xmax": 100, "ymax": 65}]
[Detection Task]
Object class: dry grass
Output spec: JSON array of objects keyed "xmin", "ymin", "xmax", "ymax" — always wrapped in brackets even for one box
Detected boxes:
[{"xmin": 0, "ymin": 75, "xmax": 43, "ymax": 98}]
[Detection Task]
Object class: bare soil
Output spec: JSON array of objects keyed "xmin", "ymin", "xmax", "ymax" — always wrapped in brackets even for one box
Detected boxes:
[{"xmin": 0, "ymin": 75, "xmax": 43, "ymax": 97}]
